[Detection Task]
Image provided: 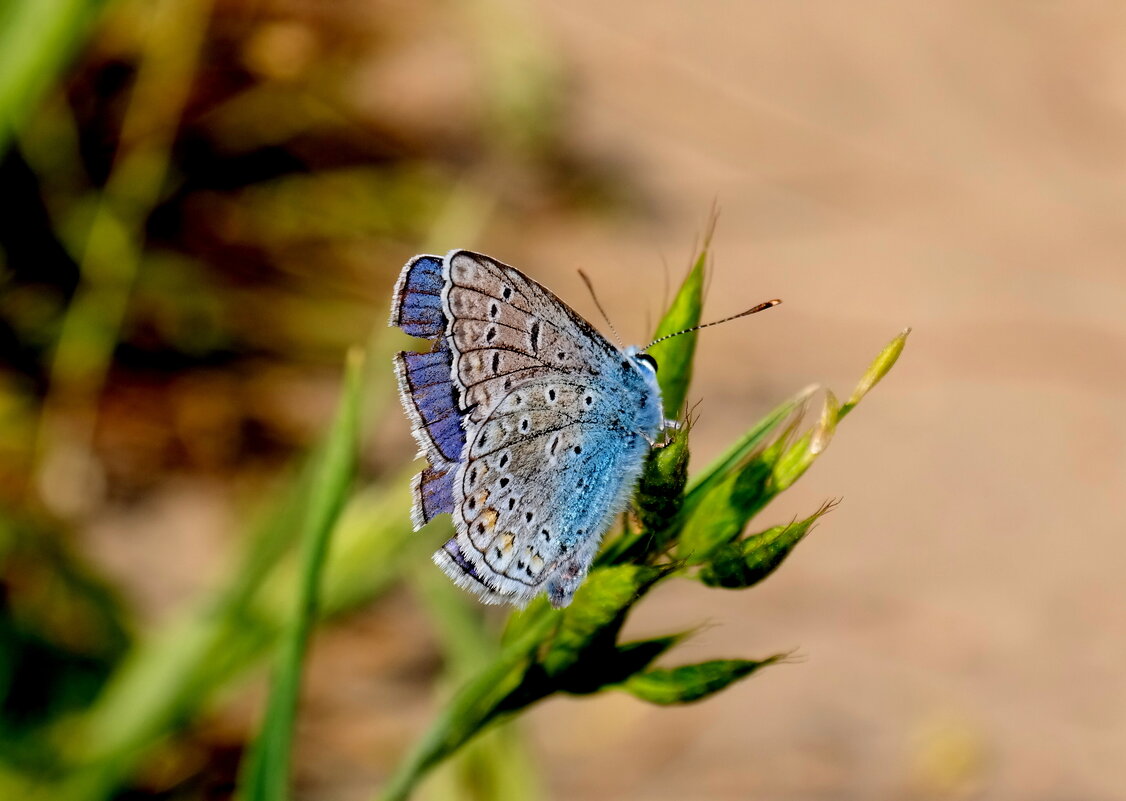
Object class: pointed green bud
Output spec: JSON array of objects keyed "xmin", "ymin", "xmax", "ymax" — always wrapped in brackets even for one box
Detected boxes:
[
  {"xmin": 622, "ymin": 655, "xmax": 784, "ymax": 705},
  {"xmin": 636, "ymin": 423, "xmax": 691, "ymax": 540},
  {"xmin": 839, "ymin": 327, "xmax": 910, "ymax": 420},
  {"xmin": 647, "ymin": 230, "xmax": 710, "ymax": 418},
  {"xmin": 699, "ymin": 500, "xmax": 837, "ymax": 588},
  {"xmin": 771, "ymin": 390, "xmax": 840, "ymax": 492}
]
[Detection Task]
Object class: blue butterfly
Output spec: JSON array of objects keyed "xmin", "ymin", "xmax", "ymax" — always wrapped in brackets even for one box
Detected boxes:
[{"xmin": 390, "ymin": 251, "xmax": 665, "ymax": 608}]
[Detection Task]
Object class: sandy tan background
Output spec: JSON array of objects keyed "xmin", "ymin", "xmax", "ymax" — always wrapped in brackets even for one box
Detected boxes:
[{"xmin": 479, "ymin": 2, "xmax": 1125, "ymax": 799}]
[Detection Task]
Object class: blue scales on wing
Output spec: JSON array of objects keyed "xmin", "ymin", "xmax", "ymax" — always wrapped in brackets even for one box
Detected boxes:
[{"xmin": 390, "ymin": 255, "xmax": 467, "ymax": 528}]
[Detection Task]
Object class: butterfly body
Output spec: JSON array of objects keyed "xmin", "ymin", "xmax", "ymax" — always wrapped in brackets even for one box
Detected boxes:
[{"xmin": 391, "ymin": 250, "xmax": 662, "ymax": 608}]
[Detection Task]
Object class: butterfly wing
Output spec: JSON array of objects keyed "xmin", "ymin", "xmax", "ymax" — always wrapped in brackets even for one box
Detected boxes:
[
  {"xmin": 442, "ymin": 250, "xmax": 624, "ymax": 424},
  {"xmin": 390, "ymin": 255, "xmax": 467, "ymax": 527},
  {"xmin": 437, "ymin": 370, "xmax": 655, "ymax": 606},
  {"xmin": 435, "ymin": 251, "xmax": 662, "ymax": 607}
]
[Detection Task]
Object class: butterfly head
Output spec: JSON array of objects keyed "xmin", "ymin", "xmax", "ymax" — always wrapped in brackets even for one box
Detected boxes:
[
  {"xmin": 622, "ymin": 346, "xmax": 664, "ymax": 438},
  {"xmin": 623, "ymin": 346, "xmax": 659, "ymax": 379}
]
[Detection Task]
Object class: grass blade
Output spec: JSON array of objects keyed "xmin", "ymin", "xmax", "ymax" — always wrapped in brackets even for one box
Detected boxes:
[
  {"xmin": 622, "ymin": 655, "xmax": 784, "ymax": 704},
  {"xmin": 237, "ymin": 349, "xmax": 365, "ymax": 801}
]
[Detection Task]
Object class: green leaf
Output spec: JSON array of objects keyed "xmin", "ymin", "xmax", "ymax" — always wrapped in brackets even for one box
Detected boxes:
[
  {"xmin": 647, "ymin": 230, "xmax": 711, "ymax": 418},
  {"xmin": 237, "ymin": 349, "xmax": 365, "ymax": 801},
  {"xmin": 541, "ymin": 564, "xmax": 665, "ymax": 676},
  {"xmin": 699, "ymin": 500, "xmax": 837, "ymax": 588},
  {"xmin": 558, "ymin": 632, "xmax": 688, "ymax": 696},
  {"xmin": 623, "ymin": 656, "xmax": 784, "ymax": 705},
  {"xmin": 675, "ymin": 455, "xmax": 773, "ymax": 564},
  {"xmin": 500, "ymin": 596, "xmax": 556, "ymax": 648},
  {"xmin": 771, "ymin": 390, "xmax": 840, "ymax": 493},
  {"xmin": 840, "ymin": 327, "xmax": 911, "ymax": 420},
  {"xmin": 683, "ymin": 386, "xmax": 813, "ymax": 502}
]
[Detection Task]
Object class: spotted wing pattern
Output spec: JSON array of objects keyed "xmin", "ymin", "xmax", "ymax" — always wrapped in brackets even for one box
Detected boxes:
[
  {"xmin": 434, "ymin": 251, "xmax": 662, "ymax": 607},
  {"xmin": 391, "ymin": 250, "xmax": 664, "ymax": 608}
]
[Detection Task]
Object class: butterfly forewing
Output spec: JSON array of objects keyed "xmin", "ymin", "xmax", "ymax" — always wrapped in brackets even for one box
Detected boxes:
[{"xmin": 443, "ymin": 251, "xmax": 620, "ymax": 423}]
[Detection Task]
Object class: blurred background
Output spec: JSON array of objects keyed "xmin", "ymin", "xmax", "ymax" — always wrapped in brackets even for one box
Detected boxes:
[{"xmin": 2, "ymin": 1, "xmax": 1124, "ymax": 799}]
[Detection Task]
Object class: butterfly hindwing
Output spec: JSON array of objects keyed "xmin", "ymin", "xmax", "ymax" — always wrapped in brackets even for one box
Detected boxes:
[
  {"xmin": 447, "ymin": 378, "xmax": 652, "ymax": 606},
  {"xmin": 391, "ymin": 255, "xmax": 468, "ymax": 527}
]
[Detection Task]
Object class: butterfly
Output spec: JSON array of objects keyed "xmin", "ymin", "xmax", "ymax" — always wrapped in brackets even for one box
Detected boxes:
[{"xmin": 390, "ymin": 250, "xmax": 779, "ymax": 609}]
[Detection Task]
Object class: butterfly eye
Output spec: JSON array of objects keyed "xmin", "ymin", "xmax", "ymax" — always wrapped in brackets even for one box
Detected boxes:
[{"xmin": 636, "ymin": 353, "xmax": 659, "ymax": 373}]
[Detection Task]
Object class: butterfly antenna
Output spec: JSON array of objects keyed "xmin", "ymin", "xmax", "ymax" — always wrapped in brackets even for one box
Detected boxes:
[
  {"xmin": 578, "ymin": 269, "xmax": 624, "ymax": 348},
  {"xmin": 645, "ymin": 298, "xmax": 782, "ymax": 349}
]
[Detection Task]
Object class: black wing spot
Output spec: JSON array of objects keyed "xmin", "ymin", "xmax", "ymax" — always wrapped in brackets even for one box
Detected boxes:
[
  {"xmin": 476, "ymin": 522, "xmax": 485, "ymax": 534},
  {"xmin": 525, "ymin": 565, "xmax": 534, "ymax": 577},
  {"xmin": 479, "ymin": 430, "xmax": 488, "ymax": 447},
  {"xmin": 525, "ymin": 511, "xmax": 533, "ymax": 522},
  {"xmin": 573, "ymin": 445, "xmax": 582, "ymax": 454},
  {"xmin": 494, "ymin": 547, "xmax": 503, "ymax": 559},
  {"xmin": 530, "ymin": 321, "xmax": 540, "ymax": 352},
  {"xmin": 499, "ymin": 477, "xmax": 510, "ymax": 488},
  {"xmin": 585, "ymin": 395, "xmax": 593, "ymax": 406},
  {"xmin": 469, "ymin": 467, "xmax": 478, "ymax": 484},
  {"xmin": 550, "ymin": 436, "xmax": 559, "ymax": 454},
  {"xmin": 521, "ymin": 418, "xmax": 530, "ymax": 432},
  {"xmin": 502, "ymin": 286, "xmax": 512, "ymax": 300},
  {"xmin": 499, "ymin": 453, "xmax": 509, "ymax": 468},
  {"xmin": 508, "ymin": 497, "xmax": 516, "ymax": 510},
  {"xmin": 491, "ymin": 352, "xmax": 501, "ymax": 372},
  {"xmin": 621, "ymin": 360, "xmax": 630, "ymax": 371},
  {"xmin": 486, "ymin": 327, "xmax": 497, "ymax": 342},
  {"xmin": 467, "ymin": 497, "xmax": 476, "ymax": 510},
  {"xmin": 548, "ymin": 388, "xmax": 557, "ymax": 402},
  {"xmin": 490, "ymin": 303, "xmax": 499, "ymax": 318},
  {"xmin": 557, "ymin": 351, "xmax": 566, "ymax": 361},
  {"xmin": 541, "ymin": 528, "xmax": 550, "ymax": 540}
]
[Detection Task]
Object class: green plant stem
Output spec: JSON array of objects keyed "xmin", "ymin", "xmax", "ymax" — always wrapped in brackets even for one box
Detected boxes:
[
  {"xmin": 411, "ymin": 566, "xmax": 542, "ymax": 801},
  {"xmin": 375, "ymin": 609, "xmax": 556, "ymax": 801},
  {"xmin": 238, "ymin": 349, "xmax": 365, "ymax": 801}
]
